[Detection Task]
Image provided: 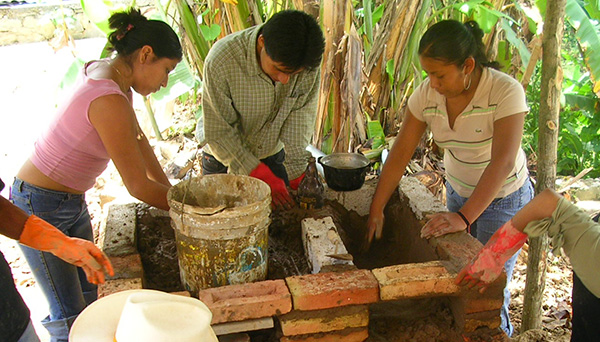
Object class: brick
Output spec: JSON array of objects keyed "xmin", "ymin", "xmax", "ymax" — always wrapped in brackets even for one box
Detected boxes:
[
  {"xmin": 463, "ymin": 310, "xmax": 501, "ymax": 332},
  {"xmin": 372, "ymin": 260, "xmax": 460, "ymax": 301},
  {"xmin": 198, "ymin": 279, "xmax": 292, "ymax": 324},
  {"xmin": 285, "ymin": 270, "xmax": 379, "ymax": 311},
  {"xmin": 430, "ymin": 232, "xmax": 483, "ymax": 272},
  {"xmin": 218, "ymin": 333, "xmax": 250, "ymax": 342},
  {"xmin": 301, "ymin": 217, "xmax": 354, "ymax": 274},
  {"xmin": 99, "ymin": 203, "xmax": 137, "ymax": 256},
  {"xmin": 212, "ymin": 317, "xmax": 274, "ymax": 336},
  {"xmin": 106, "ymin": 253, "xmax": 143, "ymax": 280},
  {"xmin": 279, "ymin": 305, "xmax": 369, "ymax": 336},
  {"xmin": 97, "ymin": 278, "xmax": 142, "ymax": 298},
  {"xmin": 280, "ymin": 327, "xmax": 368, "ymax": 342}
]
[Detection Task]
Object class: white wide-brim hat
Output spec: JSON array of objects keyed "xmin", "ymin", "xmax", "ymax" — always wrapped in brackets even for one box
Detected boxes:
[{"xmin": 69, "ymin": 289, "xmax": 218, "ymax": 342}]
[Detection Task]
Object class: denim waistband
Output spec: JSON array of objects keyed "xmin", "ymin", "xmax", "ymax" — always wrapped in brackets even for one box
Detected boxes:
[{"xmin": 12, "ymin": 178, "xmax": 85, "ymax": 200}]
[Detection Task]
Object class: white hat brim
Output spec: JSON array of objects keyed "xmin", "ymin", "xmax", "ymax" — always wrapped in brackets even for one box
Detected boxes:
[{"xmin": 69, "ymin": 289, "xmax": 162, "ymax": 342}]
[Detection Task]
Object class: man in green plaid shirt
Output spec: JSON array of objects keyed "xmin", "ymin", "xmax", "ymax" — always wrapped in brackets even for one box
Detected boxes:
[{"xmin": 199, "ymin": 10, "xmax": 325, "ymax": 209}]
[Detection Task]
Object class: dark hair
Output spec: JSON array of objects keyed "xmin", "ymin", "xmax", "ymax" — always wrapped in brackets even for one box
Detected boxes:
[
  {"xmin": 418, "ymin": 20, "xmax": 499, "ymax": 69},
  {"xmin": 260, "ymin": 10, "xmax": 325, "ymax": 71},
  {"xmin": 108, "ymin": 8, "xmax": 182, "ymax": 60}
]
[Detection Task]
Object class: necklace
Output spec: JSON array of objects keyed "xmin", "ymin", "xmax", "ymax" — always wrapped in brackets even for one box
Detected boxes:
[
  {"xmin": 104, "ymin": 60, "xmax": 128, "ymax": 92},
  {"xmin": 102, "ymin": 60, "xmax": 143, "ymax": 140}
]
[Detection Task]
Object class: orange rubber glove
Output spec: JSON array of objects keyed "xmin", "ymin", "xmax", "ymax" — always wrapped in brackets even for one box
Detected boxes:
[
  {"xmin": 289, "ymin": 173, "xmax": 305, "ymax": 190},
  {"xmin": 19, "ymin": 215, "xmax": 114, "ymax": 285},
  {"xmin": 455, "ymin": 220, "xmax": 527, "ymax": 292},
  {"xmin": 250, "ymin": 163, "xmax": 294, "ymax": 209}
]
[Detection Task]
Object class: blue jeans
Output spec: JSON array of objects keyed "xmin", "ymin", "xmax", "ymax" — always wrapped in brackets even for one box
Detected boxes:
[
  {"xmin": 446, "ymin": 179, "xmax": 534, "ymax": 337},
  {"xmin": 10, "ymin": 179, "xmax": 97, "ymax": 342}
]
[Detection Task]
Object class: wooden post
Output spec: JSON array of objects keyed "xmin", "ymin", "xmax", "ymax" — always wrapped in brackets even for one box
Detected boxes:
[{"xmin": 521, "ymin": 0, "xmax": 566, "ymax": 331}]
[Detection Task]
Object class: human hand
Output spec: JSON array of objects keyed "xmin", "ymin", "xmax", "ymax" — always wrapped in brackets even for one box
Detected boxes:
[
  {"xmin": 420, "ymin": 212, "xmax": 467, "ymax": 239},
  {"xmin": 250, "ymin": 163, "xmax": 295, "ymax": 209},
  {"xmin": 289, "ymin": 173, "xmax": 305, "ymax": 191},
  {"xmin": 55, "ymin": 237, "xmax": 115, "ymax": 285},
  {"xmin": 19, "ymin": 215, "xmax": 114, "ymax": 285},
  {"xmin": 455, "ymin": 266, "xmax": 490, "ymax": 293},
  {"xmin": 362, "ymin": 210, "xmax": 384, "ymax": 252}
]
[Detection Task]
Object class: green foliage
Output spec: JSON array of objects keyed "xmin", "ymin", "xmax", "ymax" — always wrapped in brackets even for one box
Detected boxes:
[{"xmin": 524, "ymin": 24, "xmax": 600, "ymax": 177}]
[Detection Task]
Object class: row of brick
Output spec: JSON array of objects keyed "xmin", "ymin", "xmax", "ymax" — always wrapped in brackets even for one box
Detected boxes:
[{"xmin": 97, "ymin": 178, "xmax": 506, "ymax": 340}]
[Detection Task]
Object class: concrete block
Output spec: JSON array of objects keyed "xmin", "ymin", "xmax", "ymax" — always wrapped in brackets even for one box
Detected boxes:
[
  {"xmin": 285, "ymin": 270, "xmax": 379, "ymax": 311},
  {"xmin": 279, "ymin": 305, "xmax": 369, "ymax": 336},
  {"xmin": 106, "ymin": 253, "xmax": 143, "ymax": 280},
  {"xmin": 280, "ymin": 327, "xmax": 368, "ymax": 342},
  {"xmin": 212, "ymin": 317, "xmax": 274, "ymax": 336},
  {"xmin": 301, "ymin": 216, "xmax": 353, "ymax": 274},
  {"xmin": 372, "ymin": 260, "xmax": 460, "ymax": 301},
  {"xmin": 97, "ymin": 278, "xmax": 142, "ymax": 298},
  {"xmin": 99, "ymin": 203, "xmax": 137, "ymax": 256},
  {"xmin": 398, "ymin": 177, "xmax": 447, "ymax": 220},
  {"xmin": 198, "ymin": 279, "xmax": 292, "ymax": 324},
  {"xmin": 323, "ymin": 179, "xmax": 377, "ymax": 216}
]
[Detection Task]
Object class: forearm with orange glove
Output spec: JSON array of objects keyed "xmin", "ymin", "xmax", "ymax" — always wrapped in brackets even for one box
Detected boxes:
[{"xmin": 0, "ymin": 196, "xmax": 113, "ymax": 285}]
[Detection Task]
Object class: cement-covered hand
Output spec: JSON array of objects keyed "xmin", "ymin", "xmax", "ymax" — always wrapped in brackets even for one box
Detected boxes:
[
  {"xmin": 455, "ymin": 219, "xmax": 527, "ymax": 292},
  {"xmin": 19, "ymin": 215, "xmax": 114, "ymax": 285},
  {"xmin": 363, "ymin": 210, "xmax": 384, "ymax": 252},
  {"xmin": 250, "ymin": 162, "xmax": 294, "ymax": 209},
  {"xmin": 420, "ymin": 212, "xmax": 467, "ymax": 238}
]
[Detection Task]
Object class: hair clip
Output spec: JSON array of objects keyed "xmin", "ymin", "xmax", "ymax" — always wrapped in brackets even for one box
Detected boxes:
[{"xmin": 116, "ymin": 24, "xmax": 135, "ymax": 41}]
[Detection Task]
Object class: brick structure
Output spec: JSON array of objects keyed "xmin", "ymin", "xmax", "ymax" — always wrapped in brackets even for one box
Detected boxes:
[{"xmin": 98, "ymin": 178, "xmax": 507, "ymax": 341}]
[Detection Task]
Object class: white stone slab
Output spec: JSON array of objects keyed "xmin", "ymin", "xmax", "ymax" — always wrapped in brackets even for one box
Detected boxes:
[
  {"xmin": 212, "ymin": 317, "xmax": 273, "ymax": 336},
  {"xmin": 301, "ymin": 216, "xmax": 354, "ymax": 274}
]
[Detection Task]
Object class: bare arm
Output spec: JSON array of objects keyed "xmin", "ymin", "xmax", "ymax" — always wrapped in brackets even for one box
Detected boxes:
[
  {"xmin": 510, "ymin": 188, "xmax": 561, "ymax": 230},
  {"xmin": 364, "ymin": 111, "xmax": 427, "ymax": 248},
  {"xmin": 89, "ymin": 95, "xmax": 170, "ymax": 210},
  {"xmin": 421, "ymin": 113, "xmax": 526, "ymax": 238},
  {"xmin": 0, "ymin": 195, "xmax": 28, "ymax": 240},
  {"xmin": 136, "ymin": 124, "xmax": 171, "ymax": 187}
]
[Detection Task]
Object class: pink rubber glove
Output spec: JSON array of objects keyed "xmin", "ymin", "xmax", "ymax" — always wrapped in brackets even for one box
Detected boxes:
[
  {"xmin": 250, "ymin": 163, "xmax": 294, "ymax": 209},
  {"xmin": 455, "ymin": 219, "xmax": 527, "ymax": 292},
  {"xmin": 289, "ymin": 173, "xmax": 305, "ymax": 190},
  {"xmin": 19, "ymin": 215, "xmax": 114, "ymax": 285}
]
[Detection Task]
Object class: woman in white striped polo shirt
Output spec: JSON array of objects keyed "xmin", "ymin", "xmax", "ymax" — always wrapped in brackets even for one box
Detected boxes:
[{"xmin": 364, "ymin": 20, "xmax": 533, "ymax": 337}]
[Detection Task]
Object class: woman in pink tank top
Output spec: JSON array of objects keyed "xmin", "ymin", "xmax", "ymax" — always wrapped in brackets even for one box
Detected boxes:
[{"xmin": 11, "ymin": 8, "xmax": 182, "ymax": 342}]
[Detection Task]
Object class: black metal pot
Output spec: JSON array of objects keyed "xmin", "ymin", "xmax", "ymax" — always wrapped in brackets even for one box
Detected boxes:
[{"xmin": 318, "ymin": 153, "xmax": 370, "ymax": 191}]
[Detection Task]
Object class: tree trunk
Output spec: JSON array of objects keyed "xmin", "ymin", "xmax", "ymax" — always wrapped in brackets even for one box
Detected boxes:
[{"xmin": 521, "ymin": 0, "xmax": 566, "ymax": 332}]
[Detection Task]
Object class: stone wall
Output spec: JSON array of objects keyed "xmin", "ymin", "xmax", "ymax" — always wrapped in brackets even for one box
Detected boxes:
[{"xmin": 0, "ymin": 0, "xmax": 153, "ymax": 46}]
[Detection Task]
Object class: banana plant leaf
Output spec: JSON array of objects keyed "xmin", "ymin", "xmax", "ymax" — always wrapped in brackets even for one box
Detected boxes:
[{"xmin": 564, "ymin": 0, "xmax": 600, "ymax": 95}]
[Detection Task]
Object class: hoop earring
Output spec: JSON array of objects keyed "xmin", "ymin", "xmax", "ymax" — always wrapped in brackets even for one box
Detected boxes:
[{"xmin": 463, "ymin": 73, "xmax": 472, "ymax": 91}]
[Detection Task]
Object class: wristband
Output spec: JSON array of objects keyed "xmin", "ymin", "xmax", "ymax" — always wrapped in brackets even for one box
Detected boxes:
[{"xmin": 456, "ymin": 211, "xmax": 471, "ymax": 234}]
